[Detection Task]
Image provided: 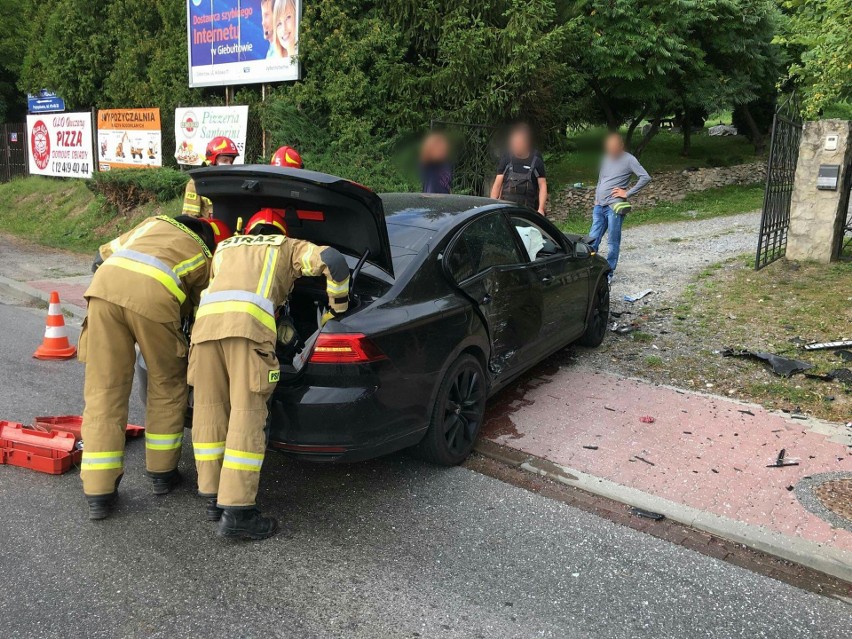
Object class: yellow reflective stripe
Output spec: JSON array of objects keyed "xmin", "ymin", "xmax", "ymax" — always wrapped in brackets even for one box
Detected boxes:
[
  {"xmin": 145, "ymin": 432, "xmax": 183, "ymax": 451},
  {"xmin": 193, "ymin": 440, "xmax": 226, "ymax": 461},
  {"xmin": 81, "ymin": 450, "xmax": 124, "ymax": 470},
  {"xmin": 222, "ymin": 448, "xmax": 264, "ymax": 472},
  {"xmin": 255, "ymin": 246, "xmax": 278, "ymax": 297},
  {"xmin": 195, "ymin": 300, "xmax": 276, "ymax": 332},
  {"xmin": 109, "ymin": 237, "xmax": 123, "ymax": 253},
  {"xmin": 301, "ymin": 245, "xmax": 315, "ymax": 276},
  {"xmin": 174, "ymin": 252, "xmax": 206, "ymax": 277},
  {"xmin": 326, "ymin": 276, "xmax": 350, "ymax": 295},
  {"xmin": 108, "ymin": 220, "xmax": 157, "ymax": 254},
  {"xmin": 108, "ymin": 257, "xmax": 187, "ymax": 304},
  {"xmin": 185, "ymin": 192, "xmax": 198, "ymax": 201}
]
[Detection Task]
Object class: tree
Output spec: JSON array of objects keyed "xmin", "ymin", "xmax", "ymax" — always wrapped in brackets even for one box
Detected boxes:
[
  {"xmin": 563, "ymin": 0, "xmax": 782, "ymax": 156},
  {"xmin": 0, "ymin": 0, "xmax": 36, "ymax": 121},
  {"xmin": 778, "ymin": 0, "xmax": 852, "ymax": 117}
]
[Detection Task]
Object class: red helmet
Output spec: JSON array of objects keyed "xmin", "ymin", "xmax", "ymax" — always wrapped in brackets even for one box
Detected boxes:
[
  {"xmin": 270, "ymin": 145, "xmax": 303, "ymax": 169},
  {"xmin": 245, "ymin": 208, "xmax": 287, "ymax": 235},
  {"xmin": 198, "ymin": 218, "xmax": 233, "ymax": 246},
  {"xmin": 205, "ymin": 136, "xmax": 239, "ymax": 165}
]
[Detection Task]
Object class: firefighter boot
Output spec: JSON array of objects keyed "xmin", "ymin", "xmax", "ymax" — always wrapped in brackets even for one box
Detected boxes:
[
  {"xmin": 217, "ymin": 508, "xmax": 278, "ymax": 540},
  {"xmin": 87, "ymin": 476, "xmax": 122, "ymax": 520},
  {"xmin": 150, "ymin": 469, "xmax": 182, "ymax": 496},
  {"xmin": 87, "ymin": 493, "xmax": 117, "ymax": 520},
  {"xmin": 206, "ymin": 498, "xmax": 223, "ymax": 522}
]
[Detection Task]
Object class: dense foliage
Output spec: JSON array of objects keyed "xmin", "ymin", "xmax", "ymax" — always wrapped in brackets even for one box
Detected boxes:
[
  {"xmin": 777, "ymin": 0, "xmax": 852, "ymax": 117},
  {"xmin": 0, "ymin": 0, "xmax": 840, "ymax": 165}
]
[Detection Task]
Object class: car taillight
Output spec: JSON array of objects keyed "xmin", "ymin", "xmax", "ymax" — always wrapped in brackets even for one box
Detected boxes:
[{"xmin": 309, "ymin": 333, "xmax": 387, "ymax": 364}]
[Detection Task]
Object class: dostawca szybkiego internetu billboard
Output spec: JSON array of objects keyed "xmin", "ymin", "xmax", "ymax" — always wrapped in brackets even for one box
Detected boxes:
[{"xmin": 187, "ymin": 0, "xmax": 300, "ymax": 87}]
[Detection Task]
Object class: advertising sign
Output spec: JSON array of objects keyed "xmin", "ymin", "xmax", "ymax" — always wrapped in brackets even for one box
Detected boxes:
[
  {"xmin": 27, "ymin": 113, "xmax": 94, "ymax": 179},
  {"xmin": 186, "ymin": 0, "xmax": 300, "ymax": 88},
  {"xmin": 27, "ymin": 90, "xmax": 65, "ymax": 114},
  {"xmin": 97, "ymin": 108, "xmax": 162, "ymax": 171},
  {"xmin": 174, "ymin": 106, "xmax": 249, "ymax": 165}
]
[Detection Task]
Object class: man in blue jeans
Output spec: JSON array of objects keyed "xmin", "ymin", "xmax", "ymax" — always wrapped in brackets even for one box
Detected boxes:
[{"xmin": 590, "ymin": 133, "xmax": 651, "ymax": 280}]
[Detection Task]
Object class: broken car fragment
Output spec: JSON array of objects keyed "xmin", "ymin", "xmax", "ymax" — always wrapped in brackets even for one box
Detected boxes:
[{"xmin": 721, "ymin": 349, "xmax": 814, "ymax": 377}]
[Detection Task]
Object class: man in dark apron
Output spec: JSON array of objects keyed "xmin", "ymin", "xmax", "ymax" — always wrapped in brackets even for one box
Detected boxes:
[{"xmin": 490, "ymin": 123, "xmax": 548, "ymax": 215}]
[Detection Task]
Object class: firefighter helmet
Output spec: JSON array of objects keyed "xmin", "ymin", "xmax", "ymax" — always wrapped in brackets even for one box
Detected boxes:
[
  {"xmin": 270, "ymin": 145, "xmax": 303, "ymax": 169},
  {"xmin": 245, "ymin": 208, "xmax": 287, "ymax": 235},
  {"xmin": 205, "ymin": 136, "xmax": 239, "ymax": 165},
  {"xmin": 199, "ymin": 218, "xmax": 233, "ymax": 245}
]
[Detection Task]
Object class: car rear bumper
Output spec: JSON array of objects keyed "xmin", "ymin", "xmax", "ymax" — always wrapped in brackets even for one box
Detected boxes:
[{"xmin": 267, "ymin": 381, "xmax": 429, "ymax": 462}]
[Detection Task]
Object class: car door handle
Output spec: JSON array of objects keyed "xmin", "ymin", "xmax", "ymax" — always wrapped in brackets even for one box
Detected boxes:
[
  {"xmin": 481, "ymin": 294, "xmax": 492, "ymax": 305},
  {"xmin": 541, "ymin": 275, "xmax": 554, "ymax": 284}
]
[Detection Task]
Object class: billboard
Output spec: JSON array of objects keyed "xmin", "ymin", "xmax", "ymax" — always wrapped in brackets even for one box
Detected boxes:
[
  {"xmin": 174, "ymin": 106, "xmax": 249, "ymax": 165},
  {"xmin": 27, "ymin": 113, "xmax": 94, "ymax": 179},
  {"xmin": 187, "ymin": 0, "xmax": 300, "ymax": 88},
  {"xmin": 97, "ymin": 109, "xmax": 162, "ymax": 171}
]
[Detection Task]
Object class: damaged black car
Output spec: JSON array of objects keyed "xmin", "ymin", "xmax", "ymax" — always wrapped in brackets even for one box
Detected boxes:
[{"xmin": 141, "ymin": 166, "xmax": 611, "ymax": 465}]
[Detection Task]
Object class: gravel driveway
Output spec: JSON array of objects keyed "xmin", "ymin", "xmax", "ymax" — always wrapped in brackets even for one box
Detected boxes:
[{"xmin": 599, "ymin": 210, "xmax": 761, "ymax": 304}]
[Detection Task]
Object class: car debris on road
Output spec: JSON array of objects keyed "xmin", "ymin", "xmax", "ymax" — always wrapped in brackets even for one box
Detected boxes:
[{"xmin": 721, "ymin": 349, "xmax": 814, "ymax": 377}]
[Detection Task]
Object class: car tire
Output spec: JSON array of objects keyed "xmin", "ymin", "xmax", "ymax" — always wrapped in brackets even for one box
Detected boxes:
[
  {"xmin": 414, "ymin": 353, "xmax": 487, "ymax": 466},
  {"xmin": 577, "ymin": 277, "xmax": 610, "ymax": 347}
]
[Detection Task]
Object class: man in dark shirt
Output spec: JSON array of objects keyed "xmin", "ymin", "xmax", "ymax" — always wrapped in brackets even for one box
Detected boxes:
[{"xmin": 490, "ymin": 123, "xmax": 548, "ymax": 215}]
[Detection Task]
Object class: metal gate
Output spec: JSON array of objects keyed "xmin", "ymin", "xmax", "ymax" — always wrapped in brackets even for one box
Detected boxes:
[
  {"xmin": 755, "ymin": 94, "xmax": 802, "ymax": 270},
  {"xmin": 430, "ymin": 120, "xmax": 497, "ymax": 196},
  {"xmin": 0, "ymin": 123, "xmax": 28, "ymax": 182}
]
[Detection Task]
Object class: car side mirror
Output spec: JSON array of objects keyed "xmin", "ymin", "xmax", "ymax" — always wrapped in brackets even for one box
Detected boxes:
[{"xmin": 574, "ymin": 242, "xmax": 592, "ymax": 259}]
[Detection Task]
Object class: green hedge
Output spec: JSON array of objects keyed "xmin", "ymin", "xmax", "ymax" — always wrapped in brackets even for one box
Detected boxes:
[{"xmin": 88, "ymin": 168, "xmax": 189, "ymax": 214}]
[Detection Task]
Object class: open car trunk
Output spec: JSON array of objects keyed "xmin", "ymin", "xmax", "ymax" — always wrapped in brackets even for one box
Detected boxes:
[
  {"xmin": 190, "ymin": 165, "xmax": 394, "ymax": 276},
  {"xmin": 190, "ymin": 165, "xmax": 394, "ymax": 374}
]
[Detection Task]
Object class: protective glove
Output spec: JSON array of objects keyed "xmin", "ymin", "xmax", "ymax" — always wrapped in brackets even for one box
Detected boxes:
[
  {"xmin": 91, "ymin": 251, "xmax": 104, "ymax": 273},
  {"xmin": 321, "ymin": 310, "xmax": 336, "ymax": 326},
  {"xmin": 277, "ymin": 317, "xmax": 298, "ymax": 346}
]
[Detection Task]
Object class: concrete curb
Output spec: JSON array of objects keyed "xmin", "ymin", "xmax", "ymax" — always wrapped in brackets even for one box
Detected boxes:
[
  {"xmin": 474, "ymin": 441, "xmax": 852, "ymax": 584},
  {"xmin": 0, "ymin": 274, "xmax": 87, "ymax": 321}
]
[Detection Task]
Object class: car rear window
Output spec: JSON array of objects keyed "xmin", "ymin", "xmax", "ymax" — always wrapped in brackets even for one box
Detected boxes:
[{"xmin": 387, "ymin": 222, "xmax": 435, "ymax": 272}]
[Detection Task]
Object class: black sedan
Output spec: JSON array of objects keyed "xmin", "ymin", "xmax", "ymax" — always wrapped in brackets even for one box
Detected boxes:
[{"xmin": 190, "ymin": 166, "xmax": 611, "ymax": 465}]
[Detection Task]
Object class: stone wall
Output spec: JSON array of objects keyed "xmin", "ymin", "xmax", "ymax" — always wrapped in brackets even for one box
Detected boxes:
[
  {"xmin": 786, "ymin": 119, "xmax": 852, "ymax": 263},
  {"xmin": 550, "ymin": 161, "xmax": 766, "ymax": 219}
]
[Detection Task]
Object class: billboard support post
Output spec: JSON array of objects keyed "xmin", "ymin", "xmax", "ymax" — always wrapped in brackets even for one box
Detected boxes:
[{"xmin": 91, "ymin": 107, "xmax": 99, "ymax": 173}]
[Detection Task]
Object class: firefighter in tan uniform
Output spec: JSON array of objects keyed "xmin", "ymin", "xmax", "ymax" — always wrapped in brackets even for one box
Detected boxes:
[
  {"xmin": 80, "ymin": 215, "xmax": 232, "ymax": 520},
  {"xmin": 181, "ymin": 136, "xmax": 239, "ymax": 218},
  {"xmin": 189, "ymin": 208, "xmax": 350, "ymax": 540}
]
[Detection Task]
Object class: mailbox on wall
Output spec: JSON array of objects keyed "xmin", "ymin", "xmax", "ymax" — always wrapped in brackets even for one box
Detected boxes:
[{"xmin": 816, "ymin": 164, "xmax": 840, "ymax": 190}]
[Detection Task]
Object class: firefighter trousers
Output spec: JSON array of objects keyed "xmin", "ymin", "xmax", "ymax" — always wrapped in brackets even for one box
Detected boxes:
[
  {"xmin": 189, "ymin": 337, "xmax": 279, "ymax": 508},
  {"xmin": 79, "ymin": 298, "xmax": 189, "ymax": 496}
]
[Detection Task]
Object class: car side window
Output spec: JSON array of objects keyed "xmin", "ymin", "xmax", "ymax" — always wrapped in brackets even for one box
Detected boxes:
[
  {"xmin": 510, "ymin": 216, "xmax": 565, "ymax": 261},
  {"xmin": 448, "ymin": 215, "xmax": 524, "ymax": 281}
]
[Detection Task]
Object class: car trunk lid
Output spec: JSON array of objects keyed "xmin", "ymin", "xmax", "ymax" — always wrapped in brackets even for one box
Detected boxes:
[{"xmin": 190, "ymin": 165, "xmax": 394, "ymax": 277}]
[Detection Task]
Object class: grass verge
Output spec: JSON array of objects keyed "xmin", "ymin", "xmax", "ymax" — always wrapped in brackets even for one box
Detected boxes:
[
  {"xmin": 556, "ymin": 183, "xmax": 765, "ymax": 235},
  {"xmin": 667, "ymin": 258, "xmax": 851, "ymax": 422},
  {"xmin": 0, "ymin": 176, "xmax": 182, "ymax": 253}
]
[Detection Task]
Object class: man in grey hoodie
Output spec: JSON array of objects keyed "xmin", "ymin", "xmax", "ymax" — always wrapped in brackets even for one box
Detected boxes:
[{"xmin": 590, "ymin": 133, "xmax": 651, "ymax": 279}]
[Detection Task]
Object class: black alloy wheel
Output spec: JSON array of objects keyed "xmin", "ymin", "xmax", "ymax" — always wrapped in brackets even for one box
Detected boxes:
[
  {"xmin": 578, "ymin": 277, "xmax": 610, "ymax": 347},
  {"xmin": 415, "ymin": 354, "xmax": 487, "ymax": 465}
]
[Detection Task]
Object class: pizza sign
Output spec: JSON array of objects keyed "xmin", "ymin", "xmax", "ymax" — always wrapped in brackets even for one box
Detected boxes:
[
  {"xmin": 27, "ymin": 112, "xmax": 94, "ymax": 179},
  {"xmin": 30, "ymin": 120, "xmax": 50, "ymax": 170}
]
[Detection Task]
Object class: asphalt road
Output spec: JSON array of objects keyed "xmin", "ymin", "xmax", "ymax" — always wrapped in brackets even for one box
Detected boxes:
[{"xmin": 0, "ymin": 300, "xmax": 849, "ymax": 638}]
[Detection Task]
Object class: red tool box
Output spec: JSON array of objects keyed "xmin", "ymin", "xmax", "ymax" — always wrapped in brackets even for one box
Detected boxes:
[
  {"xmin": 0, "ymin": 421, "xmax": 82, "ymax": 475},
  {"xmin": 35, "ymin": 415, "xmax": 145, "ymax": 440}
]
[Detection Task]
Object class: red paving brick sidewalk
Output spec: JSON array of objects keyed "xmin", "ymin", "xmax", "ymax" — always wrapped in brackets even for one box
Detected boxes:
[
  {"xmin": 26, "ymin": 276, "xmax": 89, "ymax": 311},
  {"xmin": 480, "ymin": 366, "xmax": 852, "ymax": 579}
]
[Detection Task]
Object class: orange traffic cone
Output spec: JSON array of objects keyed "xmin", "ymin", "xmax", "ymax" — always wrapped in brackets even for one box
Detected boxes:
[{"xmin": 33, "ymin": 291, "xmax": 77, "ymax": 360}]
